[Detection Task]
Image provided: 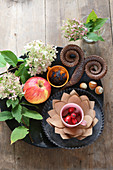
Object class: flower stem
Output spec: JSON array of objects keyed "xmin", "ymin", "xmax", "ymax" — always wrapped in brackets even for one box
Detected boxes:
[
  {"xmin": 0, "ymin": 66, "xmax": 19, "ymax": 76},
  {"xmin": 21, "ymin": 117, "xmax": 34, "ymax": 143}
]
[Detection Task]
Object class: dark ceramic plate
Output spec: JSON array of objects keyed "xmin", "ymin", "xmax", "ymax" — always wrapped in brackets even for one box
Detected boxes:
[
  {"xmin": 1, "ymin": 47, "xmax": 103, "ymax": 148},
  {"xmin": 42, "ymin": 88, "xmax": 104, "ymax": 149}
]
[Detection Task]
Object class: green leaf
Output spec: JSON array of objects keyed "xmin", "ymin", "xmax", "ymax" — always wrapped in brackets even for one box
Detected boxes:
[
  {"xmin": 86, "ymin": 33, "xmax": 104, "ymax": 42},
  {"xmin": 11, "ymin": 126, "xmax": 29, "ymax": 144},
  {"xmin": 0, "ymin": 111, "xmax": 13, "ymax": 121},
  {"xmin": 6, "ymin": 98, "xmax": 19, "ymax": 108},
  {"xmin": 15, "ymin": 63, "xmax": 30, "ymax": 84},
  {"xmin": 21, "ymin": 116, "xmax": 30, "ymax": 127},
  {"xmin": 92, "ymin": 18, "xmax": 107, "ymax": 32},
  {"xmin": 6, "ymin": 99, "xmax": 12, "ymax": 108},
  {"xmin": 22, "ymin": 106, "xmax": 28, "ymax": 112},
  {"xmin": 20, "ymin": 69, "xmax": 30, "ymax": 84},
  {"xmin": 0, "ymin": 77, "xmax": 3, "ymax": 82},
  {"xmin": 12, "ymin": 104, "xmax": 22, "ymax": 123},
  {"xmin": 98, "ymin": 36, "xmax": 104, "ymax": 41},
  {"xmin": 84, "ymin": 21, "xmax": 93, "ymax": 31},
  {"xmin": 69, "ymin": 38, "xmax": 75, "ymax": 41},
  {"xmin": 23, "ymin": 109, "xmax": 43, "ymax": 120},
  {"xmin": 20, "ymin": 101, "xmax": 39, "ymax": 110},
  {"xmin": 86, "ymin": 10, "xmax": 97, "ymax": 23},
  {"xmin": 86, "ymin": 32, "xmax": 101, "ymax": 41},
  {"xmin": 0, "ymin": 54, "xmax": 7, "ymax": 67},
  {"xmin": 15, "ymin": 63, "xmax": 25, "ymax": 76},
  {"xmin": 18, "ymin": 58, "xmax": 24, "ymax": 62},
  {"xmin": 0, "ymin": 51, "xmax": 18, "ymax": 67}
]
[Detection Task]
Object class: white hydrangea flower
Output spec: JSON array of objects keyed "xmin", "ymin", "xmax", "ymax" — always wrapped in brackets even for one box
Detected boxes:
[
  {"xmin": 23, "ymin": 40, "xmax": 57, "ymax": 75},
  {"xmin": 0, "ymin": 72, "xmax": 23, "ymax": 100}
]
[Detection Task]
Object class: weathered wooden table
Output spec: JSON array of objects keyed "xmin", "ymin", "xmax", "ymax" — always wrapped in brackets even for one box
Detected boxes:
[{"xmin": 0, "ymin": 0, "xmax": 113, "ymax": 169}]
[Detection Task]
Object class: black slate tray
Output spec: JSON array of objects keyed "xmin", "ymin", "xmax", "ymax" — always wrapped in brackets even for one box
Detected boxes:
[
  {"xmin": 42, "ymin": 88, "xmax": 104, "ymax": 149},
  {"xmin": 0, "ymin": 47, "xmax": 104, "ymax": 148}
]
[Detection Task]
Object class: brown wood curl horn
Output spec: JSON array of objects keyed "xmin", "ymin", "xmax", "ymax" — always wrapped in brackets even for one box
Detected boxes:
[
  {"xmin": 60, "ymin": 44, "xmax": 85, "ymax": 88},
  {"xmin": 60, "ymin": 45, "xmax": 107, "ymax": 89},
  {"xmin": 84, "ymin": 55, "xmax": 107, "ymax": 80}
]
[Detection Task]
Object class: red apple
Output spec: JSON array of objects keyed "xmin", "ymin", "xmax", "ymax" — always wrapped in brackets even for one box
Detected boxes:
[{"xmin": 23, "ymin": 77, "xmax": 51, "ymax": 104}]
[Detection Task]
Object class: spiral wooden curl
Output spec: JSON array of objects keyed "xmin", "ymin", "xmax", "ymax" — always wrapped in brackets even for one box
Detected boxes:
[{"xmin": 60, "ymin": 44, "xmax": 107, "ymax": 88}]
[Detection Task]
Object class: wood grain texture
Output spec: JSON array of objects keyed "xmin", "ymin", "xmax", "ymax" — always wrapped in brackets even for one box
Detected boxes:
[
  {"xmin": 0, "ymin": 0, "xmax": 45, "ymax": 56},
  {"xmin": 0, "ymin": 0, "xmax": 113, "ymax": 169}
]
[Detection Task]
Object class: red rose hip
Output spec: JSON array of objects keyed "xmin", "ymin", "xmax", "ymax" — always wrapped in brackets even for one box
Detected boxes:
[
  {"xmin": 72, "ymin": 118, "xmax": 77, "ymax": 124},
  {"xmin": 68, "ymin": 107, "xmax": 75, "ymax": 113},
  {"xmin": 65, "ymin": 115, "xmax": 71, "ymax": 124},
  {"xmin": 76, "ymin": 115, "xmax": 81, "ymax": 122},
  {"xmin": 71, "ymin": 113, "xmax": 76, "ymax": 119},
  {"xmin": 74, "ymin": 107, "xmax": 80, "ymax": 114}
]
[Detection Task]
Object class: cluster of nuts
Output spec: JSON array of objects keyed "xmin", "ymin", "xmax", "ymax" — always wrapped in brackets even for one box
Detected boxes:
[{"xmin": 79, "ymin": 81, "xmax": 103, "ymax": 95}]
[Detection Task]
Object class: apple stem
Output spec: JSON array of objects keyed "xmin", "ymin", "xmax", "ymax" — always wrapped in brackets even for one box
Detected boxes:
[{"xmin": 38, "ymin": 81, "xmax": 44, "ymax": 88}]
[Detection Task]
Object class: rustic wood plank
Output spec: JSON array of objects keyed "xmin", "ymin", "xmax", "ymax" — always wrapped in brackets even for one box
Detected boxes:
[
  {"xmin": 45, "ymin": 0, "xmax": 113, "ymax": 169},
  {"xmin": 11, "ymin": 0, "xmax": 46, "ymax": 169},
  {"xmin": 0, "ymin": 0, "xmax": 46, "ymax": 170},
  {"xmin": 109, "ymin": 0, "xmax": 113, "ymax": 43},
  {"xmin": 45, "ymin": 0, "xmax": 82, "ymax": 47},
  {"xmin": 0, "ymin": 0, "xmax": 113, "ymax": 169},
  {"xmin": 0, "ymin": 0, "xmax": 45, "ymax": 56},
  {"xmin": 0, "ymin": 122, "xmax": 15, "ymax": 170}
]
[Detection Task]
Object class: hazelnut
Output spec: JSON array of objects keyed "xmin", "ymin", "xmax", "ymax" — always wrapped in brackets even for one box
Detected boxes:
[
  {"xmin": 89, "ymin": 81, "xmax": 97, "ymax": 90},
  {"xmin": 80, "ymin": 83, "xmax": 87, "ymax": 90},
  {"xmin": 95, "ymin": 86, "xmax": 103, "ymax": 95}
]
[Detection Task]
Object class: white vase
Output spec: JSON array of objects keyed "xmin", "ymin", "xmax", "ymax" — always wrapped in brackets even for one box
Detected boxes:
[
  {"xmin": 83, "ymin": 27, "xmax": 105, "ymax": 43},
  {"xmin": 83, "ymin": 36, "xmax": 94, "ymax": 43}
]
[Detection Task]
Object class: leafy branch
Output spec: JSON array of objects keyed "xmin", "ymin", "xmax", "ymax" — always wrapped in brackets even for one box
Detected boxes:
[
  {"xmin": 0, "ymin": 99, "xmax": 43, "ymax": 144},
  {"xmin": 84, "ymin": 10, "xmax": 108, "ymax": 41},
  {"xmin": 0, "ymin": 50, "xmax": 43, "ymax": 144},
  {"xmin": 0, "ymin": 50, "xmax": 31, "ymax": 83}
]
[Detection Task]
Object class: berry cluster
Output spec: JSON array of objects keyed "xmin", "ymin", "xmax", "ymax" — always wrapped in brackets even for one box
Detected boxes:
[{"xmin": 62, "ymin": 107, "xmax": 81, "ymax": 125}]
